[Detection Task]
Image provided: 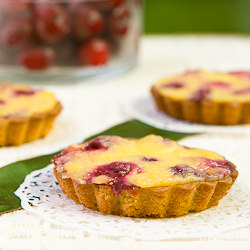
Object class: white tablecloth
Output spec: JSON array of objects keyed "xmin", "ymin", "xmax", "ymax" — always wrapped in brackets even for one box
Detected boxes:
[{"xmin": 1, "ymin": 35, "xmax": 250, "ymax": 249}]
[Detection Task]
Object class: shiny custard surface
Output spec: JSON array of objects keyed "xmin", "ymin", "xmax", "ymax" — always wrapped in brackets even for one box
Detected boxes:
[
  {"xmin": 0, "ymin": 82, "xmax": 58, "ymax": 117},
  {"xmin": 52, "ymin": 135, "xmax": 234, "ymax": 194},
  {"xmin": 154, "ymin": 71, "xmax": 250, "ymax": 102}
]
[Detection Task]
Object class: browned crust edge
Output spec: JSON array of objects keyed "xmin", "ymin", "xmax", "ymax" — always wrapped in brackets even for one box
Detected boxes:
[
  {"xmin": 53, "ymin": 164, "xmax": 238, "ymax": 218},
  {"xmin": 151, "ymin": 85, "xmax": 250, "ymax": 125},
  {"xmin": 0, "ymin": 101, "xmax": 62, "ymax": 146}
]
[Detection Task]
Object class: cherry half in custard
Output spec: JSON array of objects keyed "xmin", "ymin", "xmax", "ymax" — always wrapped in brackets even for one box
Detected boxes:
[
  {"xmin": 170, "ymin": 159, "xmax": 233, "ymax": 181},
  {"xmin": 84, "ymin": 137, "xmax": 107, "ymax": 151},
  {"xmin": 190, "ymin": 88, "xmax": 210, "ymax": 102},
  {"xmin": 51, "ymin": 145, "xmax": 83, "ymax": 167},
  {"xmin": 233, "ymin": 87, "xmax": 250, "ymax": 95},
  {"xmin": 142, "ymin": 157, "xmax": 158, "ymax": 162},
  {"xmin": 162, "ymin": 82, "xmax": 185, "ymax": 88},
  {"xmin": 83, "ymin": 136, "xmax": 116, "ymax": 151},
  {"xmin": 13, "ymin": 89, "xmax": 36, "ymax": 96},
  {"xmin": 86, "ymin": 161, "xmax": 142, "ymax": 195},
  {"xmin": 203, "ymin": 158, "xmax": 234, "ymax": 172},
  {"xmin": 170, "ymin": 164, "xmax": 204, "ymax": 177},
  {"xmin": 204, "ymin": 81, "xmax": 230, "ymax": 89}
]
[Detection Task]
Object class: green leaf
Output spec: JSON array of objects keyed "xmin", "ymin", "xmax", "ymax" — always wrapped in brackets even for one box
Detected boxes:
[
  {"xmin": 0, "ymin": 120, "xmax": 193, "ymax": 215},
  {"xmin": 145, "ymin": 0, "xmax": 250, "ymax": 34}
]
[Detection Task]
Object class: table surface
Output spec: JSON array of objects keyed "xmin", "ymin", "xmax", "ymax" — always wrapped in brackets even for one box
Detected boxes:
[{"xmin": 1, "ymin": 35, "xmax": 250, "ymax": 250}]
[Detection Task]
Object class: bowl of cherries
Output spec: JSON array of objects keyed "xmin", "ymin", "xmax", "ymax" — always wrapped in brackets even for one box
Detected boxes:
[{"xmin": 0, "ymin": 0, "xmax": 142, "ymax": 81}]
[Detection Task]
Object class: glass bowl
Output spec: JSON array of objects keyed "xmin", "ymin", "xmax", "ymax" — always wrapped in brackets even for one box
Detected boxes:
[{"xmin": 0, "ymin": 0, "xmax": 142, "ymax": 82}]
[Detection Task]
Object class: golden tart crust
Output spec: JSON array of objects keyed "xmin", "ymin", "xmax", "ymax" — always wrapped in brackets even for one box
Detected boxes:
[
  {"xmin": 52, "ymin": 135, "xmax": 238, "ymax": 218},
  {"xmin": 0, "ymin": 82, "xmax": 62, "ymax": 146},
  {"xmin": 151, "ymin": 71, "xmax": 250, "ymax": 125},
  {"xmin": 54, "ymin": 167, "xmax": 237, "ymax": 218}
]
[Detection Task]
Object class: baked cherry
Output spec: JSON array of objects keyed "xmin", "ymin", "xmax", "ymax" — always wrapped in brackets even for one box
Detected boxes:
[
  {"xmin": 1, "ymin": 19, "xmax": 32, "ymax": 48},
  {"xmin": 13, "ymin": 89, "xmax": 36, "ymax": 96},
  {"xmin": 190, "ymin": 88, "xmax": 210, "ymax": 102},
  {"xmin": 73, "ymin": 6, "xmax": 104, "ymax": 41},
  {"xmin": 51, "ymin": 145, "xmax": 83, "ymax": 166},
  {"xmin": 170, "ymin": 164, "xmax": 201, "ymax": 177},
  {"xmin": 205, "ymin": 81, "xmax": 230, "ymax": 89},
  {"xmin": 78, "ymin": 38, "xmax": 110, "ymax": 66},
  {"xmin": 85, "ymin": 138, "xmax": 106, "ymax": 151},
  {"xmin": 171, "ymin": 159, "xmax": 233, "ymax": 180},
  {"xmin": 0, "ymin": 100, "xmax": 5, "ymax": 105},
  {"xmin": 109, "ymin": 5, "xmax": 130, "ymax": 36},
  {"xmin": 86, "ymin": 161, "xmax": 142, "ymax": 194},
  {"xmin": 19, "ymin": 47, "xmax": 55, "ymax": 70},
  {"xmin": 142, "ymin": 157, "xmax": 158, "ymax": 162},
  {"xmin": 205, "ymin": 159, "xmax": 233, "ymax": 172},
  {"xmin": 163, "ymin": 82, "xmax": 185, "ymax": 88},
  {"xmin": 34, "ymin": 4, "xmax": 70, "ymax": 43},
  {"xmin": 234, "ymin": 87, "xmax": 250, "ymax": 95}
]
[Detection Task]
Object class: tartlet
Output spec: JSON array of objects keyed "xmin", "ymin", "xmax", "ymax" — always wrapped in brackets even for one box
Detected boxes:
[
  {"xmin": 151, "ymin": 70, "xmax": 250, "ymax": 125},
  {"xmin": 52, "ymin": 135, "xmax": 238, "ymax": 218},
  {"xmin": 0, "ymin": 82, "xmax": 62, "ymax": 146}
]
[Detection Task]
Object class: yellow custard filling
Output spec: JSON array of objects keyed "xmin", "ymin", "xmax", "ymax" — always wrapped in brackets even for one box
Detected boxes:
[
  {"xmin": 0, "ymin": 82, "xmax": 58, "ymax": 117},
  {"xmin": 52, "ymin": 135, "xmax": 234, "ymax": 191},
  {"xmin": 154, "ymin": 71, "xmax": 250, "ymax": 102}
]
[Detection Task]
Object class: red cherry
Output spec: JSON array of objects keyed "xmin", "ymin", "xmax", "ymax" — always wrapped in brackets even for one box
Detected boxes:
[
  {"xmin": 78, "ymin": 38, "xmax": 110, "ymax": 66},
  {"xmin": 0, "ymin": 0, "xmax": 30, "ymax": 13},
  {"xmin": 34, "ymin": 4, "xmax": 70, "ymax": 43},
  {"xmin": 111, "ymin": 0, "xmax": 125, "ymax": 6},
  {"xmin": 68, "ymin": 0, "xmax": 82, "ymax": 13},
  {"xmin": 88, "ymin": 0, "xmax": 125, "ymax": 11},
  {"xmin": 1, "ymin": 19, "xmax": 33, "ymax": 48},
  {"xmin": 19, "ymin": 47, "xmax": 55, "ymax": 70},
  {"xmin": 73, "ymin": 6, "xmax": 104, "ymax": 41},
  {"xmin": 109, "ymin": 5, "xmax": 130, "ymax": 36}
]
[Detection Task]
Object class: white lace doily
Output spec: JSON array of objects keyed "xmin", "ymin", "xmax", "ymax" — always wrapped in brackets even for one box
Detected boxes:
[
  {"xmin": 123, "ymin": 95, "xmax": 250, "ymax": 134},
  {"xmin": 15, "ymin": 163, "xmax": 250, "ymax": 240}
]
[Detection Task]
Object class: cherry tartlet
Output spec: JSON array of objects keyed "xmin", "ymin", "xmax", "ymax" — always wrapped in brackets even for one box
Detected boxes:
[
  {"xmin": 0, "ymin": 82, "xmax": 62, "ymax": 146},
  {"xmin": 52, "ymin": 135, "xmax": 238, "ymax": 217},
  {"xmin": 151, "ymin": 70, "xmax": 250, "ymax": 125}
]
